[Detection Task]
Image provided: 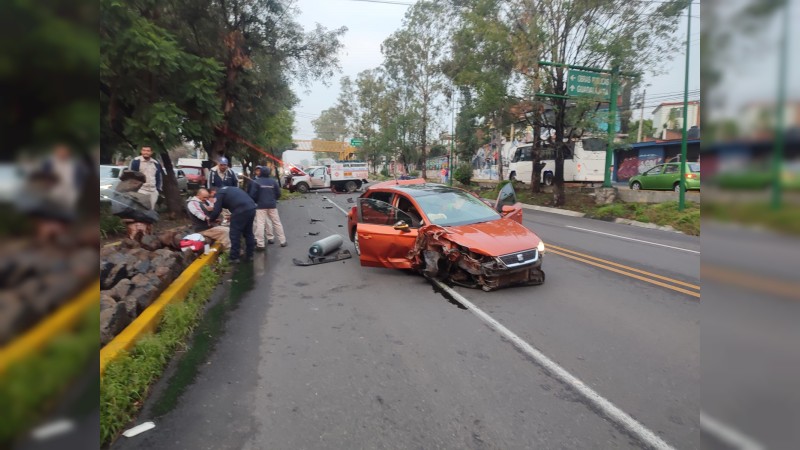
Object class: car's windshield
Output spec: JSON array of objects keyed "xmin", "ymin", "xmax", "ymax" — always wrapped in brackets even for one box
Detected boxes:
[
  {"xmin": 180, "ymin": 167, "xmax": 202, "ymax": 176},
  {"xmin": 688, "ymin": 163, "xmax": 700, "ymax": 173},
  {"xmin": 99, "ymin": 166, "xmax": 121, "ymax": 179},
  {"xmin": 415, "ymin": 190, "xmax": 500, "ymax": 226}
]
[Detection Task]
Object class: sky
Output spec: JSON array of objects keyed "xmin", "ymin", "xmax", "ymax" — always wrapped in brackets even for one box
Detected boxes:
[{"xmin": 287, "ymin": 0, "xmax": 703, "ymax": 161}]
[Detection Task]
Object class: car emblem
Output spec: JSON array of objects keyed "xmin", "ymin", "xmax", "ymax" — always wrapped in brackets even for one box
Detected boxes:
[{"xmin": 517, "ymin": 253, "xmax": 524, "ymax": 262}]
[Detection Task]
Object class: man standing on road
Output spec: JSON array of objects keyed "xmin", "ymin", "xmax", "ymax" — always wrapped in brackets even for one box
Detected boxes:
[
  {"xmin": 207, "ymin": 186, "xmax": 256, "ymax": 263},
  {"xmin": 129, "ymin": 146, "xmax": 162, "ymax": 209},
  {"xmin": 207, "ymin": 157, "xmax": 238, "ymax": 189},
  {"xmin": 249, "ymin": 166, "xmax": 287, "ymax": 248}
]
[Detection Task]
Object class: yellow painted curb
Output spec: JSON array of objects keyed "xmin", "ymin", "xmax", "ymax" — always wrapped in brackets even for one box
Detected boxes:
[
  {"xmin": 0, "ymin": 280, "xmax": 100, "ymax": 374},
  {"xmin": 99, "ymin": 244, "xmax": 222, "ymax": 377}
]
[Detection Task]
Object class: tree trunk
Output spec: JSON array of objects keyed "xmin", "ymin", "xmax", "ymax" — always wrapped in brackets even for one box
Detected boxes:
[
  {"xmin": 159, "ymin": 152, "xmax": 184, "ymax": 218},
  {"xmin": 553, "ymin": 97, "xmax": 566, "ymax": 205},
  {"xmin": 495, "ymin": 127, "xmax": 503, "ymax": 182},
  {"xmin": 420, "ymin": 109, "xmax": 428, "ymax": 180}
]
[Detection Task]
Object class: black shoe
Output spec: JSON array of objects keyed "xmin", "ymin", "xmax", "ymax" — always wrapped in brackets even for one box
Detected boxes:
[
  {"xmin": 256, "ymin": 246, "xmax": 265, "ymax": 252},
  {"xmin": 280, "ymin": 242, "xmax": 287, "ymax": 247},
  {"xmin": 268, "ymin": 239, "xmax": 275, "ymax": 245}
]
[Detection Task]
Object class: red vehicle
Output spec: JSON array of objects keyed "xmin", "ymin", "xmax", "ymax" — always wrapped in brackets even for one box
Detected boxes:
[{"xmin": 347, "ymin": 179, "xmax": 545, "ymax": 291}]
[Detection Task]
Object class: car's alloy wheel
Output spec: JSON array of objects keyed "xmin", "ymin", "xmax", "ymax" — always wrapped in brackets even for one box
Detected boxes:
[
  {"xmin": 631, "ymin": 181, "xmax": 641, "ymax": 190},
  {"xmin": 345, "ymin": 181, "xmax": 357, "ymax": 193},
  {"xmin": 296, "ymin": 182, "xmax": 310, "ymax": 193},
  {"xmin": 674, "ymin": 183, "xmax": 681, "ymax": 192}
]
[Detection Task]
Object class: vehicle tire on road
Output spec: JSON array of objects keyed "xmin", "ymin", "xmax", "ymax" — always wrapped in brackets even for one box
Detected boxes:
[
  {"xmin": 543, "ymin": 173, "xmax": 553, "ymax": 186},
  {"xmin": 631, "ymin": 181, "xmax": 641, "ymax": 190},
  {"xmin": 345, "ymin": 181, "xmax": 357, "ymax": 193},
  {"xmin": 674, "ymin": 183, "xmax": 681, "ymax": 192},
  {"xmin": 296, "ymin": 182, "xmax": 310, "ymax": 194}
]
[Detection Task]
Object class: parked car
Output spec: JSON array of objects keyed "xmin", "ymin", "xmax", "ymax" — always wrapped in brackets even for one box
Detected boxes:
[
  {"xmin": 346, "ymin": 180, "xmax": 545, "ymax": 291},
  {"xmin": 628, "ymin": 162, "xmax": 701, "ymax": 192},
  {"xmin": 99, "ymin": 165, "xmax": 125, "ymax": 192},
  {"xmin": 174, "ymin": 169, "xmax": 188, "ymax": 192}
]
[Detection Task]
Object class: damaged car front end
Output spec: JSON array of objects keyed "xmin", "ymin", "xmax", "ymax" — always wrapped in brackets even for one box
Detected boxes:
[{"xmin": 408, "ymin": 224, "xmax": 545, "ymax": 291}]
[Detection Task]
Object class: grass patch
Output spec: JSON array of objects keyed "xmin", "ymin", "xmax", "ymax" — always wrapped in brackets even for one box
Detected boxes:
[
  {"xmin": 0, "ymin": 304, "xmax": 99, "ymax": 445},
  {"xmin": 589, "ymin": 201, "xmax": 700, "ymax": 235},
  {"xmin": 703, "ymin": 201, "xmax": 800, "ymax": 236},
  {"xmin": 100, "ymin": 256, "xmax": 226, "ymax": 445}
]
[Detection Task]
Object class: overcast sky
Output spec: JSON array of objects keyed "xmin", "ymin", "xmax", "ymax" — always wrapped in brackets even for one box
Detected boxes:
[{"xmin": 289, "ymin": 0, "xmax": 703, "ymax": 145}]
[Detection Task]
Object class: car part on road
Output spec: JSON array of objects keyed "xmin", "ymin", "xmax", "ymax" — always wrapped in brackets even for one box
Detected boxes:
[
  {"xmin": 308, "ymin": 234, "xmax": 344, "ymax": 258},
  {"xmin": 292, "ymin": 249, "xmax": 352, "ymax": 266}
]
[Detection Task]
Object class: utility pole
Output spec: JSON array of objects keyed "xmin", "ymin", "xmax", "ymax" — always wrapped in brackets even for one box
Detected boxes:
[
  {"xmin": 637, "ymin": 89, "xmax": 646, "ymax": 142},
  {"xmin": 678, "ymin": 2, "xmax": 691, "ymax": 211}
]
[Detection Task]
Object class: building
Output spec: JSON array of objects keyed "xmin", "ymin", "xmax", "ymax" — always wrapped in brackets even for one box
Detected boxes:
[
  {"xmin": 613, "ymin": 139, "xmax": 701, "ymax": 182},
  {"xmin": 651, "ymin": 101, "xmax": 700, "ymax": 140}
]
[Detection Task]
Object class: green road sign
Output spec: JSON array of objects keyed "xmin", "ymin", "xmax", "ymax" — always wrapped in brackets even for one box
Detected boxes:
[
  {"xmin": 350, "ymin": 138, "xmax": 363, "ymax": 147},
  {"xmin": 567, "ymin": 70, "xmax": 611, "ymax": 99}
]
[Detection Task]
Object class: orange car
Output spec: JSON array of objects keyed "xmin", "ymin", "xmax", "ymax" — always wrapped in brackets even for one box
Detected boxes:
[{"xmin": 347, "ymin": 179, "xmax": 545, "ymax": 291}]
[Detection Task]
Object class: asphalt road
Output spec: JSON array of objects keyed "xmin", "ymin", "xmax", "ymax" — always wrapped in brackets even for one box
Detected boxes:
[{"xmin": 113, "ymin": 188, "xmax": 700, "ymax": 449}]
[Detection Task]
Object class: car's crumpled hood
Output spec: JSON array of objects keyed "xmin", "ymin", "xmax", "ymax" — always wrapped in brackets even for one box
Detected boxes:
[{"xmin": 443, "ymin": 218, "xmax": 540, "ymax": 256}]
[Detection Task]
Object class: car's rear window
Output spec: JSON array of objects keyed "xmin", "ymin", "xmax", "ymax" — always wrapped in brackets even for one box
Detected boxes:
[
  {"xmin": 688, "ymin": 163, "xmax": 700, "ymax": 173},
  {"xmin": 180, "ymin": 167, "xmax": 202, "ymax": 176},
  {"xmin": 100, "ymin": 166, "xmax": 121, "ymax": 178},
  {"xmin": 415, "ymin": 190, "xmax": 500, "ymax": 226}
]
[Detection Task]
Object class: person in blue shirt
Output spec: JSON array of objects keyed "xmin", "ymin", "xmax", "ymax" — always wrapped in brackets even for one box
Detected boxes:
[
  {"xmin": 207, "ymin": 157, "xmax": 238, "ymax": 189},
  {"xmin": 207, "ymin": 186, "xmax": 256, "ymax": 263},
  {"xmin": 248, "ymin": 166, "xmax": 287, "ymax": 249}
]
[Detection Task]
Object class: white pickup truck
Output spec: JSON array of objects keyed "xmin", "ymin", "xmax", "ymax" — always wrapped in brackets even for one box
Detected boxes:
[{"xmin": 286, "ymin": 162, "xmax": 369, "ymax": 193}]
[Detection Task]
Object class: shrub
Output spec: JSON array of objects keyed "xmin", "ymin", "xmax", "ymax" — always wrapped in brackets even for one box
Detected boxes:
[
  {"xmin": 380, "ymin": 167, "xmax": 390, "ymax": 177},
  {"xmin": 453, "ymin": 163, "xmax": 472, "ymax": 185}
]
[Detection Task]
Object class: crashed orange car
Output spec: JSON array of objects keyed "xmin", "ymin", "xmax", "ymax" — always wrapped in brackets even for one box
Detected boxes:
[{"xmin": 346, "ymin": 179, "xmax": 545, "ymax": 291}]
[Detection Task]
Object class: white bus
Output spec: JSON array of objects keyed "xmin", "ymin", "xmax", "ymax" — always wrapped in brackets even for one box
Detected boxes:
[{"xmin": 507, "ymin": 137, "xmax": 607, "ymax": 185}]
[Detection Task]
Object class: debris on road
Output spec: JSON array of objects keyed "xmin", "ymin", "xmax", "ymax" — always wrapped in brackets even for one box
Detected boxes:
[
  {"xmin": 293, "ymin": 235, "xmax": 352, "ymax": 266},
  {"xmin": 307, "ymin": 232, "xmax": 320, "ymax": 236},
  {"xmin": 122, "ymin": 421, "xmax": 155, "ymax": 438}
]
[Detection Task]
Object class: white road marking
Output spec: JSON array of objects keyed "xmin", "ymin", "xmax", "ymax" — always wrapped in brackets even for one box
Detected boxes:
[
  {"xmin": 566, "ymin": 226, "xmax": 700, "ymax": 254},
  {"xmin": 700, "ymin": 412, "xmax": 764, "ymax": 450},
  {"xmin": 433, "ymin": 280, "xmax": 676, "ymax": 450},
  {"xmin": 322, "ymin": 196, "xmax": 350, "ymax": 216}
]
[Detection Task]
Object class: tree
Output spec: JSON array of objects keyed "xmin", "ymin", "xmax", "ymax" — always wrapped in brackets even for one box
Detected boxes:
[
  {"xmin": 100, "ymin": 0, "xmax": 223, "ymax": 215},
  {"xmin": 313, "ymin": 107, "xmax": 349, "ymax": 141},
  {"xmin": 507, "ymin": 0, "xmax": 688, "ymax": 205},
  {"xmin": 382, "ymin": 1, "xmax": 452, "ymax": 179},
  {"xmin": 625, "ymin": 119, "xmax": 654, "ymax": 143}
]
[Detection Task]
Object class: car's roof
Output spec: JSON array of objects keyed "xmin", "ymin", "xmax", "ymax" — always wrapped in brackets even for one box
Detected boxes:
[{"xmin": 368, "ymin": 180, "xmax": 468, "ymax": 198}]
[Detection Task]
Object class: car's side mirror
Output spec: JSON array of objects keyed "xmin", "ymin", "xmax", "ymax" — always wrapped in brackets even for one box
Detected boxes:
[{"xmin": 393, "ymin": 221, "xmax": 410, "ymax": 231}]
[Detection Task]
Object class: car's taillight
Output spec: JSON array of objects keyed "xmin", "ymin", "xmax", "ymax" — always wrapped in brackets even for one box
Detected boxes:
[{"xmin": 685, "ymin": 173, "xmax": 697, "ymax": 179}]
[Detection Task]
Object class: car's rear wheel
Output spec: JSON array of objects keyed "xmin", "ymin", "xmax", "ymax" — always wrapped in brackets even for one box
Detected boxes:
[
  {"xmin": 673, "ymin": 182, "xmax": 681, "ymax": 192},
  {"xmin": 345, "ymin": 180, "xmax": 357, "ymax": 193},
  {"xmin": 543, "ymin": 173, "xmax": 553, "ymax": 186},
  {"xmin": 296, "ymin": 182, "xmax": 310, "ymax": 193},
  {"xmin": 631, "ymin": 181, "xmax": 641, "ymax": 190}
]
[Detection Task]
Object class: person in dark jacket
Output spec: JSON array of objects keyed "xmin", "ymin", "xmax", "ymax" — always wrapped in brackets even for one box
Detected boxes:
[
  {"xmin": 207, "ymin": 186, "xmax": 256, "ymax": 263},
  {"xmin": 248, "ymin": 166, "xmax": 286, "ymax": 248},
  {"xmin": 207, "ymin": 156, "xmax": 238, "ymax": 189}
]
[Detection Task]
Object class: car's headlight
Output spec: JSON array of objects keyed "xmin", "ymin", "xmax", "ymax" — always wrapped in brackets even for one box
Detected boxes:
[{"xmin": 537, "ymin": 240, "xmax": 546, "ymax": 254}]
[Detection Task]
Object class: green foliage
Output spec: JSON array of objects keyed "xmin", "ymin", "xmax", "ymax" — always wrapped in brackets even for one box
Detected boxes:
[
  {"xmin": 454, "ymin": 163, "xmax": 473, "ymax": 185},
  {"xmin": 380, "ymin": 167, "xmax": 390, "ymax": 177},
  {"xmin": 625, "ymin": 119, "xmax": 655, "ymax": 143},
  {"xmin": 0, "ymin": 306, "xmax": 99, "ymax": 444},
  {"xmin": 100, "ymin": 265, "xmax": 220, "ymax": 445},
  {"xmin": 100, "ymin": 208, "xmax": 126, "ymax": 239},
  {"xmin": 591, "ymin": 201, "xmax": 700, "ymax": 235}
]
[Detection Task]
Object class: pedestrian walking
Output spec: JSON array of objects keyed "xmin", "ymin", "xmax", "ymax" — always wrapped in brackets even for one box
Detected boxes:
[
  {"xmin": 128, "ymin": 146, "xmax": 162, "ymax": 209},
  {"xmin": 440, "ymin": 166, "xmax": 449, "ymax": 184},
  {"xmin": 248, "ymin": 166, "xmax": 287, "ymax": 249},
  {"xmin": 207, "ymin": 186, "xmax": 256, "ymax": 263},
  {"xmin": 207, "ymin": 157, "xmax": 238, "ymax": 189}
]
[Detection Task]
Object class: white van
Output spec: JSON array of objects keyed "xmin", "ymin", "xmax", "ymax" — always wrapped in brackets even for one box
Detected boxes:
[{"xmin": 507, "ymin": 137, "xmax": 607, "ymax": 185}]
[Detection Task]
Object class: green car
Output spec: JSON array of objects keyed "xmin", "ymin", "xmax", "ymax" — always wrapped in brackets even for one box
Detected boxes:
[{"xmin": 629, "ymin": 162, "xmax": 701, "ymax": 192}]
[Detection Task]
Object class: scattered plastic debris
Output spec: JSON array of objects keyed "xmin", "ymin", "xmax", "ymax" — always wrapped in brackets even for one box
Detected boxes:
[
  {"xmin": 122, "ymin": 421, "xmax": 156, "ymax": 438},
  {"xmin": 31, "ymin": 419, "xmax": 75, "ymax": 441}
]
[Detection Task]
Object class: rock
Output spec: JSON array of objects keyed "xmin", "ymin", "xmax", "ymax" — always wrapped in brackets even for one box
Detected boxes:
[
  {"xmin": 594, "ymin": 187, "xmax": 617, "ymax": 205},
  {"xmin": 132, "ymin": 255, "xmax": 152, "ymax": 276},
  {"xmin": 118, "ymin": 239, "xmax": 140, "ymax": 249},
  {"xmin": 158, "ymin": 230, "xmax": 181, "ymax": 249},
  {"xmin": 0, "ymin": 291, "xmax": 30, "ymax": 345},
  {"xmin": 101, "ymin": 263, "xmax": 128, "ymax": 291},
  {"xmin": 100, "ymin": 301, "xmax": 131, "ymax": 346},
  {"xmin": 100, "ymin": 246, "xmax": 117, "ymax": 258},
  {"xmin": 126, "ymin": 283, "xmax": 160, "ymax": 316},
  {"xmin": 107, "ymin": 279, "xmax": 134, "ymax": 301},
  {"xmin": 100, "ymin": 293, "xmax": 117, "ymax": 312},
  {"xmin": 16, "ymin": 278, "xmax": 44, "ymax": 308},
  {"xmin": 153, "ymin": 266, "xmax": 174, "ymax": 286},
  {"xmin": 100, "ymin": 260, "xmax": 113, "ymax": 285},
  {"xmin": 141, "ymin": 234, "xmax": 162, "ymax": 251}
]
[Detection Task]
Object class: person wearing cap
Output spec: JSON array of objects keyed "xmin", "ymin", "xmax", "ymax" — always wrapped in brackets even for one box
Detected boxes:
[{"xmin": 207, "ymin": 156, "xmax": 238, "ymax": 189}]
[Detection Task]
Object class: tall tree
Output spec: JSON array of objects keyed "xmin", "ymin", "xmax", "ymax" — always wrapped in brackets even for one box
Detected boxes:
[{"xmin": 382, "ymin": 1, "xmax": 451, "ymax": 179}]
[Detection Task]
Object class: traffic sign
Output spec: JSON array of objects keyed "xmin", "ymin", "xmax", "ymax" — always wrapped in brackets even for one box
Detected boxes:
[
  {"xmin": 350, "ymin": 138, "xmax": 363, "ymax": 147},
  {"xmin": 567, "ymin": 70, "xmax": 611, "ymax": 99}
]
